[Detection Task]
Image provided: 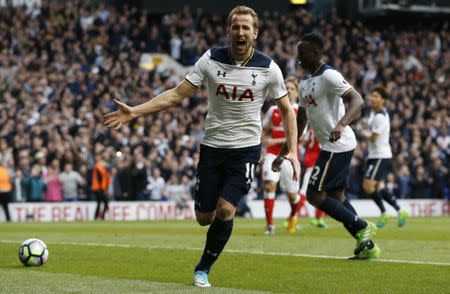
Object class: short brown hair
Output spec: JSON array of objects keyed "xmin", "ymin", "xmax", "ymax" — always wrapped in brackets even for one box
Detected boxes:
[
  {"xmin": 371, "ymin": 86, "xmax": 388, "ymax": 99},
  {"xmin": 285, "ymin": 76, "xmax": 298, "ymax": 86},
  {"xmin": 227, "ymin": 6, "xmax": 259, "ymax": 29}
]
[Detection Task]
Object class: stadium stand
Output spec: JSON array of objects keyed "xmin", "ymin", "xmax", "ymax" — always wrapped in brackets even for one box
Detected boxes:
[{"xmin": 0, "ymin": 1, "xmax": 448, "ymax": 202}]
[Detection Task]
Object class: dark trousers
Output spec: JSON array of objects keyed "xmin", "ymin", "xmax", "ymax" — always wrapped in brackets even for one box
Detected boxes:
[
  {"xmin": 94, "ymin": 190, "xmax": 109, "ymax": 220},
  {"xmin": 0, "ymin": 192, "xmax": 11, "ymax": 221}
]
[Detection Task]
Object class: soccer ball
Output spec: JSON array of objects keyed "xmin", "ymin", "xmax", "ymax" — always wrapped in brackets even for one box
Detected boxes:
[{"xmin": 18, "ymin": 238, "xmax": 49, "ymax": 266}]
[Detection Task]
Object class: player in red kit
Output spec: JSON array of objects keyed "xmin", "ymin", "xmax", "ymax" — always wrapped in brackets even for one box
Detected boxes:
[
  {"xmin": 262, "ymin": 77, "xmax": 304, "ymax": 234},
  {"xmin": 300, "ymin": 128, "xmax": 327, "ymax": 228}
]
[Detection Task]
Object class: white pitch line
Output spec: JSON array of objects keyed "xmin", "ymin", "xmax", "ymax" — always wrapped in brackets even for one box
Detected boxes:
[{"xmin": 1, "ymin": 239, "xmax": 449, "ymax": 267}]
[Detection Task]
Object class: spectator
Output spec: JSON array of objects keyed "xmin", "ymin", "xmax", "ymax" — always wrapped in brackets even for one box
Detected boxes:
[
  {"xmin": 34, "ymin": 152, "xmax": 48, "ymax": 176},
  {"xmin": 77, "ymin": 163, "xmax": 91, "ymax": 201},
  {"xmin": 409, "ymin": 166, "xmax": 431, "ymax": 198},
  {"xmin": 170, "ymin": 29, "xmax": 182, "ymax": 61},
  {"xmin": 164, "ymin": 174, "xmax": 190, "ymax": 207},
  {"xmin": 58, "ymin": 163, "xmax": 86, "ymax": 201},
  {"xmin": 127, "ymin": 152, "xmax": 148, "ymax": 200},
  {"xmin": 44, "ymin": 159, "xmax": 63, "ymax": 202},
  {"xmin": 112, "ymin": 157, "xmax": 130, "ymax": 201},
  {"xmin": 428, "ymin": 157, "xmax": 449, "ymax": 199},
  {"xmin": 396, "ymin": 165, "xmax": 411, "ymax": 199},
  {"xmin": 180, "ymin": 175, "xmax": 193, "ymax": 201},
  {"xmin": 109, "ymin": 166, "xmax": 121, "ymax": 200},
  {"xmin": 0, "ymin": 3, "xmax": 447, "ymax": 201},
  {"xmin": 386, "ymin": 173, "xmax": 398, "ymax": 199},
  {"xmin": 436, "ymin": 125, "xmax": 449, "ymax": 152},
  {"xmin": 147, "ymin": 168, "xmax": 166, "ymax": 201},
  {"xmin": 0, "ymin": 138, "xmax": 13, "ymax": 167},
  {"xmin": 92, "ymin": 153, "xmax": 110, "ymax": 220},
  {"xmin": 23, "ymin": 165, "xmax": 46, "ymax": 202},
  {"xmin": 0, "ymin": 162, "xmax": 12, "ymax": 221},
  {"xmin": 12, "ymin": 169, "xmax": 25, "ymax": 202}
]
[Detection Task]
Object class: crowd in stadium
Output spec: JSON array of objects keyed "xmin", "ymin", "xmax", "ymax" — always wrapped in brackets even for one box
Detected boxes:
[{"xmin": 0, "ymin": 2, "xmax": 448, "ymax": 204}]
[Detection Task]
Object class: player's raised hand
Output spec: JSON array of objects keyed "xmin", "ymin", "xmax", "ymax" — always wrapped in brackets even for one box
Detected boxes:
[
  {"xmin": 271, "ymin": 156, "xmax": 284, "ymax": 172},
  {"xmin": 103, "ymin": 99, "xmax": 137, "ymax": 130},
  {"xmin": 329, "ymin": 123, "xmax": 345, "ymax": 143},
  {"xmin": 284, "ymin": 152, "xmax": 300, "ymax": 181}
]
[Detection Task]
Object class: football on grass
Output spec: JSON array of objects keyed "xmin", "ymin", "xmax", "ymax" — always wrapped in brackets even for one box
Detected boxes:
[{"xmin": 18, "ymin": 238, "xmax": 49, "ymax": 266}]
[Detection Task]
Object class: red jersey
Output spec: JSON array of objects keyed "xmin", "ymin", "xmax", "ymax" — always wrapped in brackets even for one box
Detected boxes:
[
  {"xmin": 303, "ymin": 128, "xmax": 320, "ymax": 168},
  {"xmin": 263, "ymin": 104, "xmax": 299, "ymax": 155}
]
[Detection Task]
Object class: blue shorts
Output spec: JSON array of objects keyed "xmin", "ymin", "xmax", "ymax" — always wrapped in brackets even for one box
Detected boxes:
[
  {"xmin": 194, "ymin": 144, "xmax": 261, "ymax": 212},
  {"xmin": 308, "ymin": 149, "xmax": 354, "ymax": 192},
  {"xmin": 364, "ymin": 158, "xmax": 392, "ymax": 181}
]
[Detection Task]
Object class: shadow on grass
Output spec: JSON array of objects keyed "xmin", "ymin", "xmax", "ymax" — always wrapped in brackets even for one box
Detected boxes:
[
  {"xmin": 0, "ymin": 264, "xmax": 49, "ymax": 270},
  {"xmin": 0, "ymin": 264, "xmax": 26, "ymax": 269}
]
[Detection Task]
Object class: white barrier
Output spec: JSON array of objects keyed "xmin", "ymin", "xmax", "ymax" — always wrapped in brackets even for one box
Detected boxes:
[
  {"xmin": 3, "ymin": 202, "xmax": 195, "ymax": 222},
  {"xmin": 0, "ymin": 199, "xmax": 448, "ymax": 222},
  {"xmin": 248, "ymin": 199, "xmax": 450, "ymax": 218}
]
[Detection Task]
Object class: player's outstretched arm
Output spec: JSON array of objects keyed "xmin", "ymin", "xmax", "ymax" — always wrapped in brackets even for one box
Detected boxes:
[
  {"xmin": 103, "ymin": 80, "xmax": 197, "ymax": 130},
  {"xmin": 329, "ymin": 89, "xmax": 364, "ymax": 142},
  {"xmin": 274, "ymin": 95, "xmax": 300, "ymax": 180},
  {"xmin": 102, "ymin": 99, "xmax": 135, "ymax": 129}
]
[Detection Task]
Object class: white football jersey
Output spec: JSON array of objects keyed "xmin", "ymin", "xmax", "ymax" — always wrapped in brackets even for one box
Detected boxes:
[
  {"xmin": 298, "ymin": 65, "xmax": 356, "ymax": 152},
  {"xmin": 367, "ymin": 108, "xmax": 392, "ymax": 159},
  {"xmin": 185, "ymin": 47, "xmax": 287, "ymax": 148}
]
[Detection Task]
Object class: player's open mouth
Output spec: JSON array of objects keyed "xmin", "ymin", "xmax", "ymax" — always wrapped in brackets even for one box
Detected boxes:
[{"xmin": 236, "ymin": 40, "xmax": 246, "ymax": 47}]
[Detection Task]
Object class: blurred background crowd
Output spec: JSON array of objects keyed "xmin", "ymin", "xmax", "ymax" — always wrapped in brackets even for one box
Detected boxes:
[{"xmin": 0, "ymin": 1, "xmax": 448, "ymax": 204}]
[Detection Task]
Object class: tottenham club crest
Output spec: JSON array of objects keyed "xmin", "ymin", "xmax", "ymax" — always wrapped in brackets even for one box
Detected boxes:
[{"xmin": 251, "ymin": 73, "xmax": 257, "ymax": 85}]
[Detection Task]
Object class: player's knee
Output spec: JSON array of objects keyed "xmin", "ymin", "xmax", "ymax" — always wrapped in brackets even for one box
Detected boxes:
[
  {"xmin": 195, "ymin": 211, "xmax": 215, "ymax": 226},
  {"xmin": 215, "ymin": 200, "xmax": 236, "ymax": 221},
  {"xmin": 215, "ymin": 206, "xmax": 235, "ymax": 221},
  {"xmin": 264, "ymin": 181, "xmax": 276, "ymax": 193},
  {"xmin": 196, "ymin": 216, "xmax": 214, "ymax": 226},
  {"xmin": 306, "ymin": 194, "xmax": 320, "ymax": 207},
  {"xmin": 362, "ymin": 180, "xmax": 375, "ymax": 195},
  {"xmin": 287, "ymin": 192, "xmax": 298, "ymax": 202},
  {"xmin": 328, "ymin": 191, "xmax": 346, "ymax": 202},
  {"xmin": 306, "ymin": 189, "xmax": 324, "ymax": 207}
]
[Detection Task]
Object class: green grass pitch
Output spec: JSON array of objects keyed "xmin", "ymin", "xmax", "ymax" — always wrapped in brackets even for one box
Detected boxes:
[{"xmin": 0, "ymin": 217, "xmax": 449, "ymax": 293}]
